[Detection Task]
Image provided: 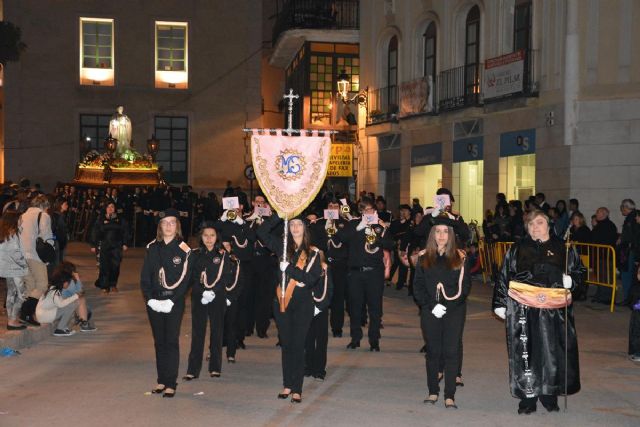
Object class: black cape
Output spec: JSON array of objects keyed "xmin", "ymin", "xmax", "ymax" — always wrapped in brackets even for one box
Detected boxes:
[{"xmin": 492, "ymin": 236, "xmax": 585, "ymax": 399}]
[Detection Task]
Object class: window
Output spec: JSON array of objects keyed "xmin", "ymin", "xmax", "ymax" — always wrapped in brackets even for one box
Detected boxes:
[
  {"xmin": 154, "ymin": 116, "xmax": 188, "ymax": 184},
  {"xmin": 79, "ymin": 114, "xmax": 111, "ymax": 155},
  {"xmin": 155, "ymin": 22, "xmax": 188, "ymax": 89},
  {"xmin": 514, "ymin": 0, "xmax": 532, "ymax": 52},
  {"xmin": 79, "ymin": 18, "xmax": 114, "ymax": 86},
  {"xmin": 387, "ymin": 36, "xmax": 398, "ymax": 110},
  {"xmin": 464, "ymin": 6, "xmax": 480, "ymax": 101},
  {"xmin": 423, "ymin": 22, "xmax": 437, "ymax": 80},
  {"xmin": 310, "ymin": 55, "xmax": 333, "ymax": 125}
]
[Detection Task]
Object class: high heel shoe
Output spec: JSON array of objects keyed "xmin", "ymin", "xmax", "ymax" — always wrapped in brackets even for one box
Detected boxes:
[
  {"xmin": 210, "ymin": 372, "xmax": 221, "ymax": 378},
  {"xmin": 456, "ymin": 377, "xmax": 464, "ymax": 387},
  {"xmin": 445, "ymin": 399, "xmax": 458, "ymax": 409},
  {"xmin": 162, "ymin": 388, "xmax": 176, "ymax": 398},
  {"xmin": 291, "ymin": 394, "xmax": 302, "ymax": 403},
  {"xmin": 182, "ymin": 374, "xmax": 196, "ymax": 381},
  {"xmin": 277, "ymin": 390, "xmax": 291, "ymax": 399},
  {"xmin": 151, "ymin": 385, "xmax": 166, "ymax": 394},
  {"xmin": 423, "ymin": 395, "xmax": 438, "ymax": 405}
]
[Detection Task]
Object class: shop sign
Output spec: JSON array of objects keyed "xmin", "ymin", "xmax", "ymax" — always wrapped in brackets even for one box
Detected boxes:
[
  {"xmin": 327, "ymin": 143, "xmax": 353, "ymax": 177},
  {"xmin": 411, "ymin": 142, "xmax": 442, "ymax": 167},
  {"xmin": 453, "ymin": 136, "xmax": 483, "ymax": 162},
  {"xmin": 483, "ymin": 50, "xmax": 525, "ymax": 99},
  {"xmin": 500, "ymin": 128, "xmax": 536, "ymax": 157}
]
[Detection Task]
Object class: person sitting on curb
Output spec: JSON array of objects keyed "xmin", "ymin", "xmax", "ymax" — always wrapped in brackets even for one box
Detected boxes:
[
  {"xmin": 35, "ymin": 266, "xmax": 94, "ymax": 336},
  {"xmin": 59, "ymin": 261, "xmax": 96, "ymax": 332}
]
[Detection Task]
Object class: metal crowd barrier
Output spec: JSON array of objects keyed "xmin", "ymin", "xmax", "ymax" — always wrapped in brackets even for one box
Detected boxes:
[
  {"xmin": 478, "ymin": 240, "xmax": 618, "ymax": 312},
  {"xmin": 571, "ymin": 242, "xmax": 617, "ymax": 313}
]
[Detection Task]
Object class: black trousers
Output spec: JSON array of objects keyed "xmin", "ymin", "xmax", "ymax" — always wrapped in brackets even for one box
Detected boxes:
[
  {"xmin": 520, "ymin": 395, "xmax": 558, "ymax": 410},
  {"xmin": 253, "ymin": 255, "xmax": 276, "ymax": 335},
  {"xmin": 305, "ymin": 308, "xmax": 329, "ymax": 377},
  {"xmin": 224, "ymin": 294, "xmax": 240, "ymax": 358},
  {"xmin": 187, "ymin": 293, "xmax": 226, "ymax": 376},
  {"xmin": 97, "ymin": 245, "xmax": 122, "ymax": 289},
  {"xmin": 329, "ymin": 260, "xmax": 348, "ymax": 333},
  {"xmin": 274, "ymin": 289, "xmax": 314, "ymax": 394},
  {"xmin": 389, "ymin": 249, "xmax": 408, "ymax": 288},
  {"xmin": 348, "ymin": 267, "xmax": 384, "ymax": 344},
  {"xmin": 421, "ymin": 303, "xmax": 466, "ymax": 400},
  {"xmin": 236, "ymin": 261, "xmax": 253, "ymax": 338},
  {"xmin": 147, "ymin": 298, "xmax": 185, "ymax": 389}
]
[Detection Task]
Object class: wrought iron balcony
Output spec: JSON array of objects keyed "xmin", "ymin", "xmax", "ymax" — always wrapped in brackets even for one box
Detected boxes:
[
  {"xmin": 272, "ymin": 0, "xmax": 359, "ymax": 45},
  {"xmin": 437, "ymin": 63, "xmax": 483, "ymax": 112},
  {"xmin": 367, "ymin": 85, "xmax": 399, "ymax": 125}
]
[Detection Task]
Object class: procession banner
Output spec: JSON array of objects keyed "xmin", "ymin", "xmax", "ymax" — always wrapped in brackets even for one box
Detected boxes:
[
  {"xmin": 483, "ymin": 50, "xmax": 525, "ymax": 100},
  {"xmin": 251, "ymin": 131, "xmax": 331, "ymax": 218},
  {"xmin": 399, "ymin": 76, "xmax": 433, "ymax": 117}
]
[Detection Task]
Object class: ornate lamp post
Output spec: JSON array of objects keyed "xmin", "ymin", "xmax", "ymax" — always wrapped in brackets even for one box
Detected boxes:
[{"xmin": 146, "ymin": 134, "xmax": 160, "ymax": 161}]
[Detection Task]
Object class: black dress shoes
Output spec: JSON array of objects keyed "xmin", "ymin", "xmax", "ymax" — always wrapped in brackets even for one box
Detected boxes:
[
  {"xmin": 518, "ymin": 406, "xmax": 536, "ymax": 415},
  {"xmin": 346, "ymin": 341, "xmax": 360, "ymax": 349},
  {"xmin": 332, "ymin": 330, "xmax": 343, "ymax": 338},
  {"xmin": 369, "ymin": 342, "xmax": 380, "ymax": 352}
]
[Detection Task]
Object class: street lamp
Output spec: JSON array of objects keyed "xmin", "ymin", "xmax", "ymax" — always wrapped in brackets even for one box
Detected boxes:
[
  {"xmin": 146, "ymin": 134, "xmax": 160, "ymax": 161},
  {"xmin": 337, "ymin": 69, "xmax": 367, "ymax": 107}
]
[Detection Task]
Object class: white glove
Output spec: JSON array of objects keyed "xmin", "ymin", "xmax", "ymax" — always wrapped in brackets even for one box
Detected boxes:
[
  {"xmin": 201, "ymin": 290, "xmax": 215, "ymax": 305},
  {"xmin": 279, "ymin": 261, "xmax": 289, "ymax": 272},
  {"xmin": 494, "ymin": 307, "xmax": 506, "ymax": 320},
  {"xmin": 226, "ymin": 298, "xmax": 231, "ymax": 306},
  {"xmin": 314, "ymin": 306, "xmax": 321, "ymax": 317},
  {"xmin": 159, "ymin": 299, "xmax": 174, "ymax": 313},
  {"xmin": 356, "ymin": 218, "xmax": 367, "ymax": 231},
  {"xmin": 234, "ymin": 216, "xmax": 244, "ymax": 225},
  {"xmin": 147, "ymin": 299, "xmax": 163, "ymax": 312},
  {"xmin": 220, "ymin": 210, "xmax": 229, "ymax": 221},
  {"xmin": 431, "ymin": 304, "xmax": 447, "ymax": 318},
  {"xmin": 562, "ymin": 274, "xmax": 572, "ymax": 289},
  {"xmin": 246, "ymin": 211, "xmax": 260, "ymax": 221},
  {"xmin": 431, "ymin": 207, "xmax": 441, "ymax": 217}
]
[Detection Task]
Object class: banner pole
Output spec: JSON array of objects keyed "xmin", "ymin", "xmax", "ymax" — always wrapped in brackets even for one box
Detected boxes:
[{"xmin": 281, "ymin": 216, "xmax": 289, "ymax": 305}]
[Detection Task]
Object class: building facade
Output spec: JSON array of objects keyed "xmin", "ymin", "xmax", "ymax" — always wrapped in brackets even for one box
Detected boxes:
[
  {"xmin": 359, "ymin": 0, "xmax": 640, "ymax": 225},
  {"xmin": 1, "ymin": 0, "xmax": 266, "ymax": 191}
]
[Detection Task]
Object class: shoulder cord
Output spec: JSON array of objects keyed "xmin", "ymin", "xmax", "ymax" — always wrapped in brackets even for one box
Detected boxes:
[
  {"xmin": 232, "ymin": 235, "xmax": 248, "ymax": 248},
  {"xmin": 200, "ymin": 255, "xmax": 226, "ymax": 289},
  {"xmin": 436, "ymin": 258, "xmax": 466, "ymax": 302},
  {"xmin": 225, "ymin": 258, "xmax": 241, "ymax": 291},
  {"xmin": 328, "ymin": 239, "xmax": 342, "ymax": 249},
  {"xmin": 314, "ymin": 263, "xmax": 329, "ymax": 302},
  {"xmin": 158, "ymin": 252, "xmax": 191, "ymax": 290}
]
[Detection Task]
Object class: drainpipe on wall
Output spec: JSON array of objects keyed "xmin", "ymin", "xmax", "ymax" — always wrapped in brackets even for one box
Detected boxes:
[{"xmin": 564, "ymin": 0, "xmax": 579, "ymax": 146}]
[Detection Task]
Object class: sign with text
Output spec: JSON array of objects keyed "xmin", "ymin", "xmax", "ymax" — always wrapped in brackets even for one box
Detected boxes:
[
  {"xmin": 411, "ymin": 142, "xmax": 442, "ymax": 167},
  {"xmin": 500, "ymin": 128, "xmax": 536, "ymax": 157},
  {"xmin": 483, "ymin": 50, "xmax": 525, "ymax": 100},
  {"xmin": 324, "ymin": 209, "xmax": 339, "ymax": 220},
  {"xmin": 327, "ymin": 143, "xmax": 353, "ymax": 177},
  {"xmin": 453, "ymin": 136, "xmax": 484, "ymax": 162}
]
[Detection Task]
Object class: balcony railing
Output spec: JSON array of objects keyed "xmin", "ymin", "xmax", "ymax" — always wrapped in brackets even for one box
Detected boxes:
[
  {"xmin": 366, "ymin": 50, "xmax": 540, "ymax": 124},
  {"xmin": 367, "ymin": 85, "xmax": 399, "ymax": 124},
  {"xmin": 272, "ymin": 0, "xmax": 359, "ymax": 45}
]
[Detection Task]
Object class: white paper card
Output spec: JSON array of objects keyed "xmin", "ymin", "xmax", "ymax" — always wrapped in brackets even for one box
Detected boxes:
[
  {"xmin": 324, "ymin": 209, "xmax": 339, "ymax": 220},
  {"xmin": 364, "ymin": 212, "xmax": 379, "ymax": 225},
  {"xmin": 256, "ymin": 206, "xmax": 272, "ymax": 217},
  {"xmin": 433, "ymin": 194, "xmax": 451, "ymax": 211},
  {"xmin": 222, "ymin": 197, "xmax": 240, "ymax": 210}
]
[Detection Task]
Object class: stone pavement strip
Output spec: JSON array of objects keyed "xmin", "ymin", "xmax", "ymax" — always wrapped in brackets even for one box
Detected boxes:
[{"xmin": 0, "ymin": 243, "xmax": 639, "ymax": 427}]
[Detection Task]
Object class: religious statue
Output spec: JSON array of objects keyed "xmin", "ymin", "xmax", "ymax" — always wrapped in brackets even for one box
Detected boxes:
[{"xmin": 109, "ymin": 105, "xmax": 132, "ymax": 157}]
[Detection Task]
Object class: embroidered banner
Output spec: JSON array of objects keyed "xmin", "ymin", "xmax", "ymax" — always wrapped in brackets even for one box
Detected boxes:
[{"xmin": 251, "ymin": 131, "xmax": 331, "ymax": 218}]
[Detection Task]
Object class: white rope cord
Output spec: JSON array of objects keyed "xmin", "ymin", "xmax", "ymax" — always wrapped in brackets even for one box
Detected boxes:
[
  {"xmin": 159, "ymin": 258, "xmax": 190, "ymax": 290},
  {"xmin": 314, "ymin": 265, "xmax": 329, "ymax": 303},
  {"xmin": 232, "ymin": 235, "xmax": 248, "ymax": 248},
  {"xmin": 225, "ymin": 258, "xmax": 241, "ymax": 291},
  {"xmin": 200, "ymin": 255, "xmax": 226, "ymax": 289},
  {"xmin": 436, "ymin": 262, "xmax": 465, "ymax": 302}
]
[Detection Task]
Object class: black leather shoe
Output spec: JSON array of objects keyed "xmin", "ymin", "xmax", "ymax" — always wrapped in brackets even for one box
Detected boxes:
[
  {"xmin": 542, "ymin": 403, "xmax": 560, "ymax": 412},
  {"xmin": 518, "ymin": 406, "xmax": 536, "ymax": 415},
  {"xmin": 346, "ymin": 341, "xmax": 360, "ymax": 349},
  {"xmin": 369, "ymin": 342, "xmax": 380, "ymax": 352},
  {"xmin": 332, "ymin": 330, "xmax": 343, "ymax": 338}
]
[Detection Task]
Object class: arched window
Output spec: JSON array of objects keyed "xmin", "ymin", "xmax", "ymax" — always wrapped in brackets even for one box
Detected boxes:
[
  {"xmin": 464, "ymin": 5, "xmax": 480, "ymax": 102},
  {"xmin": 387, "ymin": 35, "xmax": 398, "ymax": 110},
  {"xmin": 423, "ymin": 22, "xmax": 436, "ymax": 80}
]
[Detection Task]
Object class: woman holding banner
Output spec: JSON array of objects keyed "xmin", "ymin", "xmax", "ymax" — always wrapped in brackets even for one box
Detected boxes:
[
  {"xmin": 492, "ymin": 210, "xmax": 584, "ymax": 415},
  {"xmin": 257, "ymin": 213, "xmax": 323, "ymax": 404}
]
